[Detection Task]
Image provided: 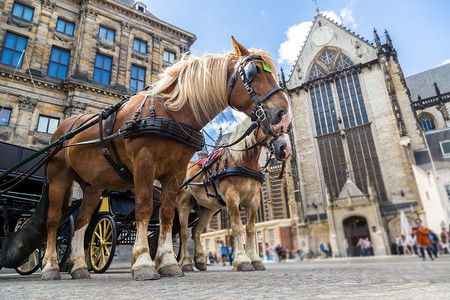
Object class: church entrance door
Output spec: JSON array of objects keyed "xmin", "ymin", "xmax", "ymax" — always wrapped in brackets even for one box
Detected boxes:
[{"xmin": 343, "ymin": 216, "xmax": 370, "ymax": 256}]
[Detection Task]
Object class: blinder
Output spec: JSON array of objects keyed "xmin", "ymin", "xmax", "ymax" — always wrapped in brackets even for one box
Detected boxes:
[{"xmin": 243, "ymin": 61, "xmax": 258, "ymax": 83}]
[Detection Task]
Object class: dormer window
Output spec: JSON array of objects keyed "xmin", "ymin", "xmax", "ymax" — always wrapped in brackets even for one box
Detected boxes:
[{"xmin": 134, "ymin": 1, "xmax": 147, "ymax": 13}]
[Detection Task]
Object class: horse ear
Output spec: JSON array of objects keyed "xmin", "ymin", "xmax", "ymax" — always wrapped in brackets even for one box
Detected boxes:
[{"xmin": 231, "ymin": 36, "xmax": 250, "ymax": 57}]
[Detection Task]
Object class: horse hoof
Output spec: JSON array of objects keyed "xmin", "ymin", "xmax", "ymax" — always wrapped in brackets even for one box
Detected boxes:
[
  {"xmin": 71, "ymin": 268, "xmax": 91, "ymax": 279},
  {"xmin": 41, "ymin": 269, "xmax": 61, "ymax": 280},
  {"xmin": 195, "ymin": 262, "xmax": 207, "ymax": 271},
  {"xmin": 252, "ymin": 261, "xmax": 266, "ymax": 271},
  {"xmin": 132, "ymin": 266, "xmax": 160, "ymax": 281},
  {"xmin": 158, "ymin": 264, "xmax": 185, "ymax": 277},
  {"xmin": 236, "ymin": 262, "xmax": 255, "ymax": 271},
  {"xmin": 181, "ymin": 264, "xmax": 195, "ymax": 272}
]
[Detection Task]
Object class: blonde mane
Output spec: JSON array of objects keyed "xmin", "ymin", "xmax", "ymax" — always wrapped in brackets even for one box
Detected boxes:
[
  {"xmin": 228, "ymin": 117, "xmax": 259, "ymax": 162},
  {"xmin": 151, "ymin": 49, "xmax": 277, "ymax": 125}
]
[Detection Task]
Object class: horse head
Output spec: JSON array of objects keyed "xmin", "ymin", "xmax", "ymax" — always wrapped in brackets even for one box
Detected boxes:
[{"xmin": 227, "ymin": 37, "xmax": 291, "ymax": 138}]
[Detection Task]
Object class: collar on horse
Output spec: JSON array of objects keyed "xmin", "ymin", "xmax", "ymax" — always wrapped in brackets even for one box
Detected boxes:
[{"xmin": 227, "ymin": 54, "xmax": 283, "ymax": 138}]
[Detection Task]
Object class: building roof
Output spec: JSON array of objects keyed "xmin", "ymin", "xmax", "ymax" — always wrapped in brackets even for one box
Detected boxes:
[
  {"xmin": 405, "ymin": 63, "xmax": 450, "ymax": 101},
  {"xmin": 115, "ymin": 0, "xmax": 156, "ymax": 18},
  {"xmin": 338, "ymin": 177, "xmax": 364, "ymax": 198}
]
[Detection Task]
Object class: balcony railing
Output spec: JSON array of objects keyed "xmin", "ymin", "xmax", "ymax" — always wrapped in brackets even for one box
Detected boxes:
[{"xmin": 412, "ymin": 92, "xmax": 450, "ymax": 109}]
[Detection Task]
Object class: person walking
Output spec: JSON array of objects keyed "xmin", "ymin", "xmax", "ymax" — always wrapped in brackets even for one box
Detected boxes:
[
  {"xmin": 440, "ymin": 227, "xmax": 450, "ymax": 254},
  {"xmin": 221, "ymin": 243, "xmax": 227, "ymax": 266},
  {"xmin": 357, "ymin": 238, "xmax": 366, "ymax": 257},
  {"xmin": 228, "ymin": 246, "xmax": 233, "ymax": 266},
  {"xmin": 428, "ymin": 230, "xmax": 439, "ymax": 258},
  {"xmin": 343, "ymin": 238, "xmax": 350, "ymax": 257},
  {"xmin": 413, "ymin": 218, "xmax": 434, "ymax": 261}
]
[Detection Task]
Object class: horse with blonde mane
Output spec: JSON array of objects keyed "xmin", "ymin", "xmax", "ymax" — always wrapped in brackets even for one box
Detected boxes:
[
  {"xmin": 4, "ymin": 37, "xmax": 291, "ymax": 281},
  {"xmin": 176, "ymin": 117, "xmax": 291, "ymax": 272}
]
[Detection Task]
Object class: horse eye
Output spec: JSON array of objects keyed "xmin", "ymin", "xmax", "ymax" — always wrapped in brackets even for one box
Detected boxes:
[{"xmin": 256, "ymin": 66, "xmax": 261, "ymax": 73}]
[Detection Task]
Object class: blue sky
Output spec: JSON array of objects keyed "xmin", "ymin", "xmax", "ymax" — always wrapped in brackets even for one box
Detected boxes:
[{"xmin": 143, "ymin": 0, "xmax": 450, "ymax": 148}]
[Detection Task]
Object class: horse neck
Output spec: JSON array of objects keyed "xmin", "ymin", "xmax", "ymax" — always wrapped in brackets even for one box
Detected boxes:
[{"xmin": 227, "ymin": 139, "xmax": 262, "ymax": 171}]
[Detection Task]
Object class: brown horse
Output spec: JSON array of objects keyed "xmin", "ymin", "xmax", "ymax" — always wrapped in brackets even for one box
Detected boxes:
[
  {"xmin": 41, "ymin": 37, "xmax": 291, "ymax": 280},
  {"xmin": 176, "ymin": 118, "xmax": 291, "ymax": 272}
]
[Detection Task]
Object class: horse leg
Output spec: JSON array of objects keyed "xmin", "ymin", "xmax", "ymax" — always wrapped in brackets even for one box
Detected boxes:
[
  {"xmin": 176, "ymin": 189, "xmax": 194, "ymax": 272},
  {"xmin": 191, "ymin": 207, "xmax": 216, "ymax": 271},
  {"xmin": 226, "ymin": 190, "xmax": 254, "ymax": 271},
  {"xmin": 155, "ymin": 176, "xmax": 184, "ymax": 277},
  {"xmin": 131, "ymin": 182, "xmax": 159, "ymax": 281},
  {"xmin": 246, "ymin": 194, "xmax": 265, "ymax": 271},
  {"xmin": 41, "ymin": 170, "xmax": 74, "ymax": 280},
  {"xmin": 68, "ymin": 186, "xmax": 103, "ymax": 279}
]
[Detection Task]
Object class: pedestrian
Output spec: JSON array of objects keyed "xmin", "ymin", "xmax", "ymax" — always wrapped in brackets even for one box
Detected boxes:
[
  {"xmin": 364, "ymin": 237, "xmax": 373, "ymax": 256},
  {"xmin": 275, "ymin": 244, "xmax": 282, "ymax": 262},
  {"xmin": 209, "ymin": 251, "xmax": 215, "ymax": 264},
  {"xmin": 401, "ymin": 235, "xmax": 411, "ymax": 255},
  {"xmin": 228, "ymin": 246, "xmax": 233, "ymax": 266},
  {"xmin": 396, "ymin": 235, "xmax": 404, "ymax": 255},
  {"xmin": 428, "ymin": 229, "xmax": 439, "ymax": 258},
  {"xmin": 412, "ymin": 218, "xmax": 434, "ymax": 261},
  {"xmin": 220, "ymin": 242, "xmax": 227, "ymax": 266},
  {"xmin": 440, "ymin": 227, "xmax": 450, "ymax": 254},
  {"xmin": 357, "ymin": 238, "xmax": 366, "ymax": 257},
  {"xmin": 343, "ymin": 238, "xmax": 350, "ymax": 257}
]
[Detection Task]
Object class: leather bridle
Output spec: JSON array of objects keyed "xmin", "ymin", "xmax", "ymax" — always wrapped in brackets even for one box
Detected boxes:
[{"xmin": 227, "ymin": 54, "xmax": 285, "ymax": 137}]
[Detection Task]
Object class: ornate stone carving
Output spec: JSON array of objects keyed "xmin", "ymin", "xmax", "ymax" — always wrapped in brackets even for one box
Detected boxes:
[
  {"xmin": 96, "ymin": 39, "xmax": 115, "ymax": 52},
  {"xmin": 64, "ymin": 101, "xmax": 87, "ymax": 116},
  {"xmin": 6, "ymin": 16, "xmax": 33, "ymax": 31},
  {"xmin": 18, "ymin": 96, "xmax": 38, "ymax": 112},
  {"xmin": 40, "ymin": 0, "xmax": 56, "ymax": 11},
  {"xmin": 80, "ymin": 6, "xmax": 98, "ymax": 20},
  {"xmin": 121, "ymin": 21, "xmax": 132, "ymax": 32},
  {"xmin": 152, "ymin": 35, "xmax": 162, "ymax": 47},
  {"xmin": 131, "ymin": 51, "xmax": 148, "ymax": 62},
  {"xmin": 52, "ymin": 33, "xmax": 74, "ymax": 45}
]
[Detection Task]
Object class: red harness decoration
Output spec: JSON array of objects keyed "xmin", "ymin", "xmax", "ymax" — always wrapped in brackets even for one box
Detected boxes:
[{"xmin": 197, "ymin": 150, "xmax": 222, "ymax": 169}]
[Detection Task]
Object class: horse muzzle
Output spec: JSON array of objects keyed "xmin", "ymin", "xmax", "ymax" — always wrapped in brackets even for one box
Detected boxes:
[
  {"xmin": 273, "ymin": 134, "xmax": 292, "ymax": 161},
  {"xmin": 270, "ymin": 109, "xmax": 292, "ymax": 136}
]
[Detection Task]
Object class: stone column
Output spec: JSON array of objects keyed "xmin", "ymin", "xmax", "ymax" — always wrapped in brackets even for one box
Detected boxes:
[
  {"xmin": 71, "ymin": 2, "xmax": 98, "ymax": 79},
  {"xmin": 116, "ymin": 21, "xmax": 132, "ymax": 91},
  {"xmin": 13, "ymin": 96, "xmax": 38, "ymax": 146},
  {"xmin": 29, "ymin": 0, "xmax": 55, "ymax": 73}
]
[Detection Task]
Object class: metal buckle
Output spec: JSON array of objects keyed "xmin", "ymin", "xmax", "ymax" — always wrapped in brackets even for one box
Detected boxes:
[{"xmin": 254, "ymin": 105, "xmax": 266, "ymax": 122}]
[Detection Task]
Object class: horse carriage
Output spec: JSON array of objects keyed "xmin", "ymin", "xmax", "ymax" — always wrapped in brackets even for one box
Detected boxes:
[
  {"xmin": 0, "ymin": 141, "xmax": 198, "ymax": 275},
  {"xmin": 0, "ymin": 38, "xmax": 291, "ymax": 280}
]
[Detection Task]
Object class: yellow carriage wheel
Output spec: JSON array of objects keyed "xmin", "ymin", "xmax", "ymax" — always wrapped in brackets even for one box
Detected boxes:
[
  {"xmin": 14, "ymin": 218, "xmax": 41, "ymax": 275},
  {"xmin": 89, "ymin": 215, "xmax": 117, "ymax": 273}
]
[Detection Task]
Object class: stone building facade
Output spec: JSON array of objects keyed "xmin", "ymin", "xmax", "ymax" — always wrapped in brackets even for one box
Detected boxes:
[
  {"xmin": 283, "ymin": 13, "xmax": 427, "ymax": 257},
  {"xmin": 0, "ymin": 0, "xmax": 195, "ymax": 149}
]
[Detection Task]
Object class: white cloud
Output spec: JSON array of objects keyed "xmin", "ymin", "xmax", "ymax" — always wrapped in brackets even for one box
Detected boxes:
[
  {"xmin": 278, "ymin": 21, "xmax": 312, "ymax": 65},
  {"xmin": 277, "ymin": 9, "xmax": 357, "ymax": 67},
  {"xmin": 438, "ymin": 59, "xmax": 450, "ymax": 67}
]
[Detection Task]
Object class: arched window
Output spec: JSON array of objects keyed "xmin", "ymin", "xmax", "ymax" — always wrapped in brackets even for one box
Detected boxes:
[
  {"xmin": 418, "ymin": 113, "xmax": 436, "ymax": 131},
  {"xmin": 307, "ymin": 47, "xmax": 386, "ymax": 201}
]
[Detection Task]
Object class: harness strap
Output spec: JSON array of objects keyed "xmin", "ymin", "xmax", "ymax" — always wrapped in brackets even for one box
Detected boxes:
[{"xmin": 99, "ymin": 112, "xmax": 134, "ymax": 183}]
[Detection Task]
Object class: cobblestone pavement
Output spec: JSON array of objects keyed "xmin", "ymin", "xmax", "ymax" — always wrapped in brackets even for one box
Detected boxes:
[{"xmin": 1, "ymin": 255, "xmax": 449, "ymax": 299}]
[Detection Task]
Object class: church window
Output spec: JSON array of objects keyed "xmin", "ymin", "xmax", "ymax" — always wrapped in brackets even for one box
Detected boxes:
[
  {"xmin": 310, "ymin": 82, "xmax": 339, "ymax": 135},
  {"xmin": 334, "ymin": 53, "xmax": 353, "ymax": 71},
  {"xmin": 346, "ymin": 126, "xmax": 387, "ymax": 200},
  {"xmin": 335, "ymin": 72, "xmax": 368, "ymax": 128},
  {"xmin": 317, "ymin": 50, "xmax": 337, "ymax": 70},
  {"xmin": 318, "ymin": 134, "xmax": 347, "ymax": 198},
  {"xmin": 440, "ymin": 140, "xmax": 450, "ymax": 157},
  {"xmin": 418, "ymin": 113, "xmax": 436, "ymax": 131},
  {"xmin": 309, "ymin": 63, "xmax": 327, "ymax": 80},
  {"xmin": 308, "ymin": 47, "xmax": 386, "ymax": 201}
]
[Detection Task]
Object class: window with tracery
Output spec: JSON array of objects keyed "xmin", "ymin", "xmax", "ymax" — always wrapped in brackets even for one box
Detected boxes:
[
  {"xmin": 418, "ymin": 113, "xmax": 436, "ymax": 131},
  {"xmin": 307, "ymin": 47, "xmax": 386, "ymax": 201}
]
